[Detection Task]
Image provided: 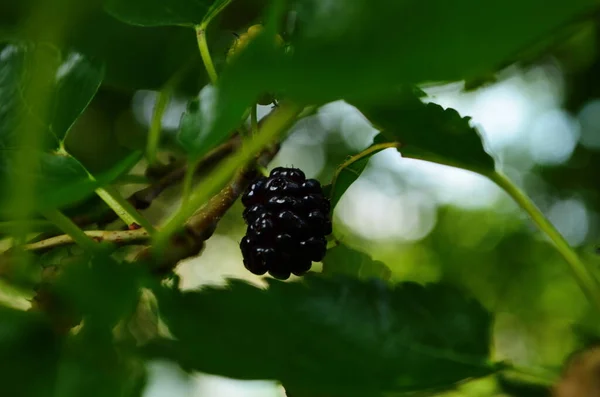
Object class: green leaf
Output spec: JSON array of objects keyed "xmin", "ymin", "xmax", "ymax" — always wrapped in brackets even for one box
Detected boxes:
[
  {"xmin": 67, "ymin": 11, "xmax": 203, "ymax": 93},
  {"xmin": 351, "ymin": 89, "xmax": 495, "ymax": 174},
  {"xmin": 177, "ymin": 86, "xmax": 220, "ymax": 159},
  {"xmin": 0, "ymin": 41, "xmax": 139, "ymax": 212},
  {"xmin": 237, "ymin": 0, "xmax": 598, "ymax": 102},
  {"xmin": 0, "ymin": 306, "xmax": 61, "ymax": 397},
  {"xmin": 51, "ymin": 52, "xmax": 105, "ymax": 143},
  {"xmin": 152, "ymin": 275, "xmax": 494, "ymax": 396},
  {"xmin": 52, "ymin": 253, "xmax": 144, "ymax": 329},
  {"xmin": 54, "ymin": 331, "xmax": 146, "ymax": 397},
  {"xmin": 0, "ymin": 42, "xmax": 104, "ymax": 145},
  {"xmin": 0, "ymin": 150, "xmax": 141, "ymax": 215},
  {"xmin": 182, "ymin": 23, "xmax": 287, "ymax": 157},
  {"xmin": 328, "ymin": 142, "xmax": 400, "ymax": 212},
  {"xmin": 201, "ymin": 0, "xmax": 234, "ymax": 27},
  {"xmin": 104, "ymin": 0, "xmax": 213, "ymax": 26},
  {"xmin": 323, "ymin": 244, "xmax": 392, "ymax": 281}
]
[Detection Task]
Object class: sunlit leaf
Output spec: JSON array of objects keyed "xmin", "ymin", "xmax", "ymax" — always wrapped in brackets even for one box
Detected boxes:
[
  {"xmin": 151, "ymin": 275, "xmax": 494, "ymax": 396},
  {"xmin": 351, "ymin": 89, "xmax": 495, "ymax": 174}
]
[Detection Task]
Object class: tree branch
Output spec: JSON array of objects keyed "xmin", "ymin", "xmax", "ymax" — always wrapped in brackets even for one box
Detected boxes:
[{"xmin": 135, "ymin": 143, "xmax": 280, "ymax": 275}]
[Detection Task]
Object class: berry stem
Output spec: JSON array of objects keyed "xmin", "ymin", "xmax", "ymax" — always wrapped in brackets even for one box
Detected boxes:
[
  {"xmin": 40, "ymin": 209, "xmax": 100, "ymax": 252},
  {"xmin": 490, "ymin": 170, "xmax": 600, "ymax": 312},
  {"xmin": 195, "ymin": 26, "xmax": 218, "ymax": 85},
  {"xmin": 153, "ymin": 101, "xmax": 304, "ymax": 254}
]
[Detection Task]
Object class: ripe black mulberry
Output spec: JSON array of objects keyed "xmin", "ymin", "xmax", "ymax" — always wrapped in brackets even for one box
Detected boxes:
[{"xmin": 240, "ymin": 167, "xmax": 331, "ymax": 279}]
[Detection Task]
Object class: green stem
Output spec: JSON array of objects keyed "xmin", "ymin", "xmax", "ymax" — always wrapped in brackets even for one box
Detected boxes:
[
  {"xmin": 195, "ymin": 26, "xmax": 218, "ymax": 84},
  {"xmin": 40, "ymin": 209, "xmax": 98, "ymax": 252},
  {"xmin": 95, "ymin": 186, "xmax": 156, "ymax": 235},
  {"xmin": 146, "ymin": 90, "xmax": 172, "ymax": 166},
  {"xmin": 146, "ymin": 61, "xmax": 193, "ymax": 165},
  {"xmin": 491, "ymin": 170, "xmax": 600, "ymax": 311},
  {"xmin": 154, "ymin": 101, "xmax": 304, "ymax": 252},
  {"xmin": 181, "ymin": 158, "xmax": 200, "ymax": 206},
  {"xmin": 502, "ymin": 363, "xmax": 558, "ymax": 387},
  {"xmin": 251, "ymin": 104, "xmax": 259, "ymax": 135}
]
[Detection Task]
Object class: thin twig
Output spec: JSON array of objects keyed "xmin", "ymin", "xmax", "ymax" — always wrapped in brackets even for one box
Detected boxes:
[
  {"xmin": 70, "ymin": 136, "xmax": 241, "ymax": 229},
  {"xmin": 21, "ymin": 229, "xmax": 150, "ymax": 252}
]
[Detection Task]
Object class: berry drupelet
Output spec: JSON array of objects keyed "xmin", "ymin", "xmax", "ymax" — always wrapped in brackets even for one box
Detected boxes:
[{"xmin": 240, "ymin": 167, "xmax": 332, "ymax": 280}]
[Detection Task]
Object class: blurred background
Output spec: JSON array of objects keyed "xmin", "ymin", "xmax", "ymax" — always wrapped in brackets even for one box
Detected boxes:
[{"xmin": 3, "ymin": 2, "xmax": 600, "ymax": 396}]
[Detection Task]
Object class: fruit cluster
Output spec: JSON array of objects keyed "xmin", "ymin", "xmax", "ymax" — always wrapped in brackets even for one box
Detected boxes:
[{"xmin": 240, "ymin": 167, "xmax": 332, "ymax": 279}]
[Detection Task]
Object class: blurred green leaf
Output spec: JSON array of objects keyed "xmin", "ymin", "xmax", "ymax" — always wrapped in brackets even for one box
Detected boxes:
[
  {"xmin": 263, "ymin": 0, "xmax": 599, "ymax": 102},
  {"xmin": 104, "ymin": 0, "xmax": 213, "ymax": 26},
  {"xmin": 328, "ymin": 142, "xmax": 399, "ymax": 212},
  {"xmin": 52, "ymin": 253, "xmax": 144, "ymax": 329},
  {"xmin": 176, "ymin": 86, "xmax": 221, "ymax": 159},
  {"xmin": 68, "ymin": 11, "xmax": 203, "ymax": 93},
  {"xmin": 187, "ymin": 24, "xmax": 286, "ymax": 155},
  {"xmin": 351, "ymin": 90, "xmax": 495, "ymax": 174},
  {"xmin": 0, "ymin": 306, "xmax": 60, "ymax": 397},
  {"xmin": 151, "ymin": 275, "xmax": 494, "ymax": 396},
  {"xmin": 0, "ymin": 42, "xmax": 104, "ymax": 145},
  {"xmin": 323, "ymin": 243, "xmax": 392, "ymax": 281},
  {"xmin": 54, "ymin": 331, "xmax": 146, "ymax": 397},
  {"xmin": 0, "ymin": 41, "xmax": 142, "ymax": 212},
  {"xmin": 202, "ymin": 0, "xmax": 234, "ymax": 27},
  {"xmin": 0, "ymin": 149, "xmax": 141, "ymax": 214}
]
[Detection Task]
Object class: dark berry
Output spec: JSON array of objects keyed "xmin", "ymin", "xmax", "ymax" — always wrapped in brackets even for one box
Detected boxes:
[
  {"xmin": 290, "ymin": 257, "xmax": 312, "ymax": 276},
  {"xmin": 239, "ymin": 167, "xmax": 331, "ymax": 280},
  {"xmin": 270, "ymin": 167, "xmax": 306, "ymax": 182},
  {"xmin": 302, "ymin": 194, "xmax": 331, "ymax": 213},
  {"xmin": 268, "ymin": 259, "xmax": 291, "ymax": 280},
  {"xmin": 275, "ymin": 233, "xmax": 296, "ymax": 251},
  {"xmin": 241, "ymin": 177, "xmax": 268, "ymax": 206},
  {"xmin": 248, "ymin": 213, "xmax": 276, "ymax": 241},
  {"xmin": 243, "ymin": 205, "xmax": 265, "ymax": 223},
  {"xmin": 300, "ymin": 236, "xmax": 327, "ymax": 261},
  {"xmin": 277, "ymin": 210, "xmax": 309, "ymax": 236},
  {"xmin": 267, "ymin": 195, "xmax": 302, "ymax": 212},
  {"xmin": 264, "ymin": 177, "xmax": 300, "ymax": 196},
  {"xmin": 301, "ymin": 179, "xmax": 322, "ymax": 194}
]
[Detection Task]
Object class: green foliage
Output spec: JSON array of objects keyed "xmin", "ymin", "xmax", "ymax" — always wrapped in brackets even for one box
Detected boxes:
[
  {"xmin": 0, "ymin": 0, "xmax": 598, "ymax": 396},
  {"xmin": 327, "ymin": 142, "xmax": 399, "ymax": 212},
  {"xmin": 0, "ymin": 42, "xmax": 103, "ymax": 148},
  {"xmin": 351, "ymin": 90, "xmax": 495, "ymax": 174},
  {"xmin": 0, "ymin": 307, "xmax": 60, "ymax": 397},
  {"xmin": 177, "ymin": 86, "xmax": 221, "ymax": 159},
  {"xmin": 247, "ymin": 0, "xmax": 597, "ymax": 102},
  {"xmin": 0, "ymin": 42, "xmax": 141, "ymax": 211},
  {"xmin": 67, "ymin": 11, "xmax": 203, "ymax": 92},
  {"xmin": 151, "ymin": 275, "xmax": 494, "ymax": 395},
  {"xmin": 104, "ymin": 0, "xmax": 213, "ymax": 26},
  {"xmin": 323, "ymin": 243, "xmax": 392, "ymax": 281}
]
